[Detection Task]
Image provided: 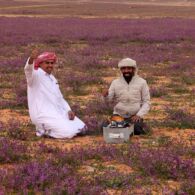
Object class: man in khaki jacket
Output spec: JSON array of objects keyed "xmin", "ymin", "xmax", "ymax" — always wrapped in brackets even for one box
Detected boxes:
[{"xmin": 102, "ymin": 58, "xmax": 151, "ymax": 134}]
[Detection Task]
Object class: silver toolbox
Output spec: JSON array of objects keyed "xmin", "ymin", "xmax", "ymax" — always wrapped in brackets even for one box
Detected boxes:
[{"xmin": 103, "ymin": 124, "xmax": 134, "ymax": 143}]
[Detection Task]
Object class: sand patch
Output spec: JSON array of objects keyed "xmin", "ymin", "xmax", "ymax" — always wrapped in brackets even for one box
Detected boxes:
[
  {"xmin": 0, "ymin": 109, "xmax": 29, "ymax": 123},
  {"xmin": 103, "ymin": 161, "xmax": 134, "ymax": 174},
  {"xmin": 35, "ymin": 135, "xmax": 104, "ymax": 150}
]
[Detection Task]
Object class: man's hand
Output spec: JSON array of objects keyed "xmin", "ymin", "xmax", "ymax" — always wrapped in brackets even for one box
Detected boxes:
[
  {"xmin": 29, "ymin": 49, "xmax": 39, "ymax": 64},
  {"xmin": 131, "ymin": 115, "xmax": 142, "ymax": 123},
  {"xmin": 102, "ymin": 88, "xmax": 109, "ymax": 97},
  {"xmin": 68, "ymin": 111, "xmax": 75, "ymax": 120}
]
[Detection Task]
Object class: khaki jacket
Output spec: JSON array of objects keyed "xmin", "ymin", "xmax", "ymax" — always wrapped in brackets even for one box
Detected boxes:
[{"xmin": 107, "ymin": 75, "xmax": 150, "ymax": 118}]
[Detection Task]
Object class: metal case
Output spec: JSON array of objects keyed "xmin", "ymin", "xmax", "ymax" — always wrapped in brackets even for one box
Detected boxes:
[{"xmin": 103, "ymin": 124, "xmax": 134, "ymax": 143}]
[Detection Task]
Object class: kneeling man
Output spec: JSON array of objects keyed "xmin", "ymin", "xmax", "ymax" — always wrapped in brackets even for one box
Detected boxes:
[
  {"xmin": 24, "ymin": 50, "xmax": 86, "ymax": 138},
  {"xmin": 102, "ymin": 58, "xmax": 151, "ymax": 135}
]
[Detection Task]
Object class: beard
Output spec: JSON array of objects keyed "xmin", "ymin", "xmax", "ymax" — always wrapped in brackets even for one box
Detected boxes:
[{"xmin": 123, "ymin": 72, "xmax": 134, "ymax": 83}]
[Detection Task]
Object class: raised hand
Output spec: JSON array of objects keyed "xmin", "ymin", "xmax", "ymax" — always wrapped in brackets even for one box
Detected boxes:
[
  {"xmin": 29, "ymin": 49, "xmax": 39, "ymax": 64},
  {"xmin": 102, "ymin": 88, "xmax": 109, "ymax": 97}
]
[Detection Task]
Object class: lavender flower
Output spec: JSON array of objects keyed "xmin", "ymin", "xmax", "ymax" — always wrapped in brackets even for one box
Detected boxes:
[{"xmin": 0, "ymin": 138, "xmax": 29, "ymax": 163}]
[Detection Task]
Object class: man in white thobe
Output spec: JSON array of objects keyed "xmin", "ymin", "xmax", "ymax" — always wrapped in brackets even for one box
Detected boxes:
[
  {"xmin": 24, "ymin": 50, "xmax": 86, "ymax": 138},
  {"xmin": 103, "ymin": 58, "xmax": 151, "ymax": 134}
]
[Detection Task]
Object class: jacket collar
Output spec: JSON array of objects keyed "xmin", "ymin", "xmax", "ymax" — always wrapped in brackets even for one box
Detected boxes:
[{"xmin": 120, "ymin": 75, "xmax": 137, "ymax": 85}]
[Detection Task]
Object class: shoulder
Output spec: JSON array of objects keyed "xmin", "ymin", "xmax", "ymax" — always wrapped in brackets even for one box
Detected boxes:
[
  {"xmin": 112, "ymin": 78, "xmax": 121, "ymax": 83},
  {"xmin": 50, "ymin": 74, "xmax": 57, "ymax": 82},
  {"xmin": 110, "ymin": 77, "xmax": 122, "ymax": 86},
  {"xmin": 35, "ymin": 68, "xmax": 44, "ymax": 75},
  {"xmin": 134, "ymin": 75, "xmax": 147, "ymax": 84}
]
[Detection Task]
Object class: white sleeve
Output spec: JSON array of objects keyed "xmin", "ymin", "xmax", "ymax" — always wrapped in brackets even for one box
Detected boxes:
[
  {"xmin": 62, "ymin": 99, "xmax": 71, "ymax": 112},
  {"xmin": 136, "ymin": 81, "xmax": 151, "ymax": 118},
  {"xmin": 24, "ymin": 58, "xmax": 38, "ymax": 86}
]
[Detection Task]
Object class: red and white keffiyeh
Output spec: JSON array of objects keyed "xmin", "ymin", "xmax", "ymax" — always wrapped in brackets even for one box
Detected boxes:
[{"xmin": 34, "ymin": 52, "xmax": 57, "ymax": 70}]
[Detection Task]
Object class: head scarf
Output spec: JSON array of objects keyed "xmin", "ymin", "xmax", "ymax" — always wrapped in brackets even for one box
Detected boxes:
[
  {"xmin": 118, "ymin": 58, "xmax": 137, "ymax": 68},
  {"xmin": 34, "ymin": 52, "xmax": 57, "ymax": 70}
]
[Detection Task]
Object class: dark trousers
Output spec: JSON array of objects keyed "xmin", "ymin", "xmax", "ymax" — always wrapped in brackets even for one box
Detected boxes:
[
  {"xmin": 122, "ymin": 116, "xmax": 149, "ymax": 135},
  {"xmin": 130, "ymin": 119, "xmax": 146, "ymax": 135}
]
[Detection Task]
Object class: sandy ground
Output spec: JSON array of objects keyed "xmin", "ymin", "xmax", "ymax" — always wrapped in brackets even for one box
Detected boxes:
[
  {"xmin": 1, "ymin": 0, "xmax": 195, "ymax": 18},
  {"xmin": 12, "ymin": 0, "xmax": 195, "ymax": 7},
  {"xmin": 0, "ymin": 2, "xmax": 194, "ymax": 195},
  {"xmin": 0, "ymin": 65, "xmax": 194, "ymax": 145}
]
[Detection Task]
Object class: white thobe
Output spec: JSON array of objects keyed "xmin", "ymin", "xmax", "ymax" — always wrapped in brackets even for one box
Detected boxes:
[{"xmin": 24, "ymin": 59, "xmax": 85, "ymax": 138}]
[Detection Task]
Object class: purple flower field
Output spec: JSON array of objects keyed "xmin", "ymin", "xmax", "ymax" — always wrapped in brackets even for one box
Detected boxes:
[{"xmin": 0, "ymin": 2, "xmax": 195, "ymax": 193}]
